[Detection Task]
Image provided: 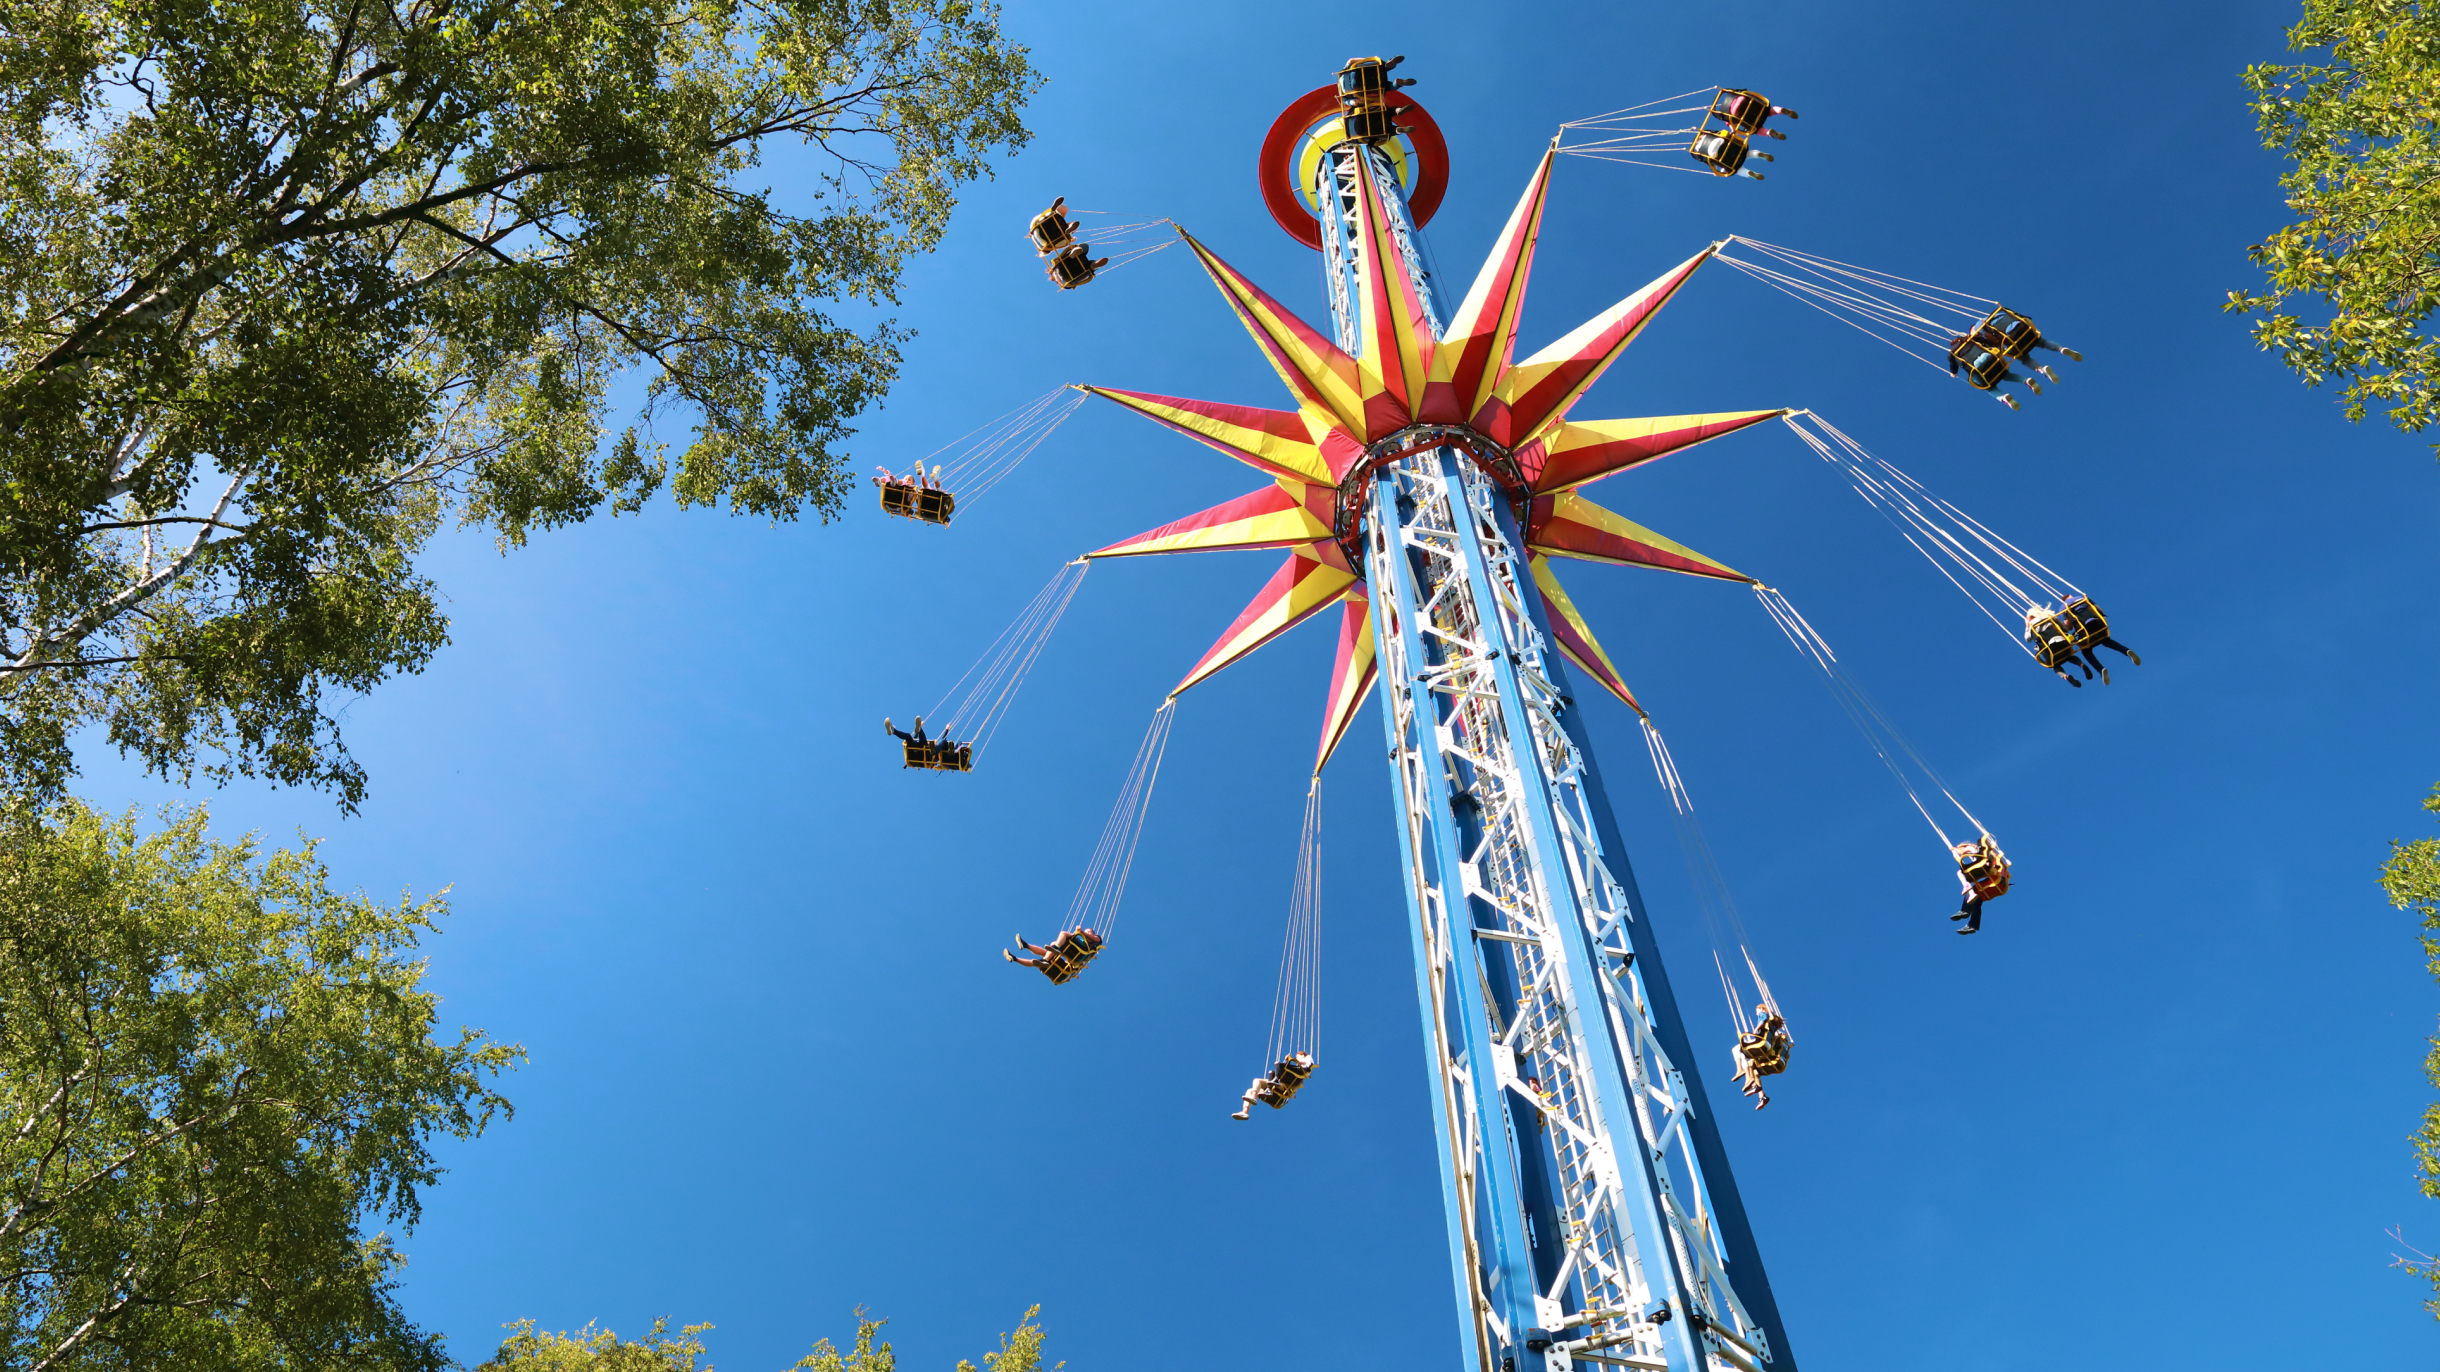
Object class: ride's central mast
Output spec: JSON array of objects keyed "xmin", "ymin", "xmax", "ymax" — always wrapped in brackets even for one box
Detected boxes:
[{"xmin": 1294, "ymin": 76, "xmax": 1796, "ymax": 1372}]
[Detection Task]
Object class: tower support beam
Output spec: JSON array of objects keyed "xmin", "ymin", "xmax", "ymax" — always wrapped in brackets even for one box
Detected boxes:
[{"xmin": 1323, "ymin": 130, "xmax": 1797, "ymax": 1372}]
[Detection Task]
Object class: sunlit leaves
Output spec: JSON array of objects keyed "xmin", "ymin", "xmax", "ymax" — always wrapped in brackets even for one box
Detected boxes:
[
  {"xmin": 476, "ymin": 1308, "xmax": 1058, "ymax": 1372},
  {"xmin": 2382, "ymin": 784, "xmax": 2440, "ymax": 1315},
  {"xmin": 0, "ymin": 799, "xmax": 520, "ymax": 1370},
  {"xmin": 2233, "ymin": 0, "xmax": 2440, "ymax": 450},
  {"xmin": 0, "ymin": 0, "xmax": 1037, "ymax": 808}
]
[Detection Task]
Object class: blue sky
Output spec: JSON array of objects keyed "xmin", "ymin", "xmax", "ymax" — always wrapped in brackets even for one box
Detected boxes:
[{"xmin": 75, "ymin": 1, "xmax": 2440, "ymax": 1368}]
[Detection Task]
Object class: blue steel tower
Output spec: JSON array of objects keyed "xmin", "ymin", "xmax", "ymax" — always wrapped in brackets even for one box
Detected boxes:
[{"xmin": 1076, "ymin": 74, "xmax": 1796, "ymax": 1372}]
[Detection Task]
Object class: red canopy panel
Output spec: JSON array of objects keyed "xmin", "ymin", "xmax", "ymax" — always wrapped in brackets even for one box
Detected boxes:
[
  {"xmin": 1423, "ymin": 150, "xmax": 1554, "ymax": 428},
  {"xmin": 1313, "ymin": 587, "xmax": 1379, "ymax": 776},
  {"xmin": 1350, "ymin": 153, "xmax": 1436, "ymax": 428},
  {"xmin": 1529, "ymin": 492, "xmax": 1750, "ymax": 582},
  {"xmin": 1482, "ymin": 246, "xmax": 1715, "ymax": 449},
  {"xmin": 1523, "ymin": 410, "xmax": 1783, "ymax": 495},
  {"xmin": 1530, "ymin": 556, "xmax": 1641, "ymax": 713},
  {"xmin": 1181, "ymin": 230, "xmax": 1372, "ymax": 441},
  {"xmin": 1091, "ymin": 483, "xmax": 1331, "ymax": 560},
  {"xmin": 1172, "ymin": 550, "xmax": 1358, "ymax": 697}
]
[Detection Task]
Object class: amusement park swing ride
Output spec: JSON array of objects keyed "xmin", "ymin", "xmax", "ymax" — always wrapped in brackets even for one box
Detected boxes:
[{"xmin": 867, "ymin": 59, "xmax": 2137, "ymax": 1372}]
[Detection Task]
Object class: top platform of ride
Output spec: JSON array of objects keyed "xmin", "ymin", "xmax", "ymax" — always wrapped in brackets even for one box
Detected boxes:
[{"xmin": 1258, "ymin": 61, "xmax": 1451, "ymax": 250}]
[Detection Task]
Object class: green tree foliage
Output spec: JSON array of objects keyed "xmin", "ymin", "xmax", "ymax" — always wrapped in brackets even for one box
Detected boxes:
[
  {"xmin": 479, "ymin": 1308, "xmax": 1056, "ymax": 1372},
  {"xmin": 0, "ymin": 0, "xmax": 1037, "ymax": 808},
  {"xmin": 2382, "ymin": 783, "xmax": 2440, "ymax": 1315},
  {"xmin": 2231, "ymin": 0, "xmax": 2440, "ymax": 453},
  {"xmin": 0, "ymin": 800, "xmax": 519, "ymax": 1371}
]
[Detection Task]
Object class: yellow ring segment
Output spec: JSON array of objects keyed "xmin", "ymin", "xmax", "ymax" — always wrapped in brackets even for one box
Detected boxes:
[{"xmin": 1293, "ymin": 115, "xmax": 1417, "ymax": 214}]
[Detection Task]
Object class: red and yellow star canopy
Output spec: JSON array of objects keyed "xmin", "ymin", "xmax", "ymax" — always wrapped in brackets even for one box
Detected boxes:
[{"xmin": 1083, "ymin": 149, "xmax": 1782, "ymax": 775}]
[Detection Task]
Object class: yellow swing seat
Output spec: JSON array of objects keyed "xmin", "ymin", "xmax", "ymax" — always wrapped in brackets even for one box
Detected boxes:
[
  {"xmin": 902, "ymin": 739, "xmax": 973, "ymax": 772},
  {"xmin": 1738, "ymin": 1020, "xmax": 1791, "ymax": 1078},
  {"xmin": 1334, "ymin": 56, "xmax": 1413, "ymax": 145},
  {"xmin": 1255, "ymin": 1052, "xmax": 1318, "ymax": 1109},
  {"xmin": 2024, "ymin": 609, "xmax": 2080, "ymax": 668},
  {"xmin": 1948, "ymin": 338, "xmax": 2014, "ymax": 391},
  {"xmin": 1029, "ymin": 207, "xmax": 1076, "ymax": 256},
  {"xmin": 1956, "ymin": 839, "xmax": 2011, "ymax": 901},
  {"xmin": 1335, "ymin": 55, "xmax": 1403, "ymax": 104},
  {"xmin": 1048, "ymin": 244, "xmax": 1102, "ymax": 290},
  {"xmin": 1709, "ymin": 87, "xmax": 1777, "ymax": 135},
  {"xmin": 1688, "ymin": 128, "xmax": 1754, "ymax": 176},
  {"xmin": 1972, "ymin": 305, "xmax": 2046, "ymax": 361},
  {"xmin": 2056, "ymin": 596, "xmax": 2112, "ymax": 651},
  {"xmin": 876, "ymin": 478, "xmax": 956, "ymax": 525},
  {"xmin": 1037, "ymin": 931, "xmax": 1104, "ymax": 985}
]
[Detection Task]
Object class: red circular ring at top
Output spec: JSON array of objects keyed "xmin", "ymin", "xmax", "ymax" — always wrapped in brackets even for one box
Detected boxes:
[{"xmin": 1258, "ymin": 85, "xmax": 1451, "ymax": 251}]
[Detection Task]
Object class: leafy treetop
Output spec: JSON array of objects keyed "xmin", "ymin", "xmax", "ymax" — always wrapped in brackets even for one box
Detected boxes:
[
  {"xmin": 0, "ymin": 799, "xmax": 519, "ymax": 1372},
  {"xmin": 0, "ymin": 0, "xmax": 1037, "ymax": 808},
  {"xmin": 2234, "ymin": 0, "xmax": 2440, "ymax": 454},
  {"xmin": 477, "ymin": 1307, "xmax": 1059, "ymax": 1372},
  {"xmin": 2381, "ymin": 783, "xmax": 2440, "ymax": 1316}
]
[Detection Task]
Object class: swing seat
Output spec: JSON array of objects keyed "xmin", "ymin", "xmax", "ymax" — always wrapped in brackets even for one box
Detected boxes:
[
  {"xmin": 1737, "ymin": 1044, "xmax": 1788, "ymax": 1081},
  {"xmin": 1257, "ymin": 1052, "xmax": 1318, "ymax": 1108},
  {"xmin": 1744, "ymin": 1019, "xmax": 1792, "ymax": 1076},
  {"xmin": 2056, "ymin": 596, "xmax": 2111, "ymax": 650},
  {"xmin": 1972, "ymin": 305, "xmax": 2046, "ymax": 361},
  {"xmin": 1338, "ymin": 105, "xmax": 1407, "ymax": 145},
  {"xmin": 1029, "ymin": 208, "xmax": 1076, "ymax": 255},
  {"xmin": 877, "ymin": 479, "xmax": 956, "ymax": 525},
  {"xmin": 2024, "ymin": 611, "xmax": 2080, "ymax": 669},
  {"xmin": 1957, "ymin": 843, "xmax": 2011, "ymax": 901},
  {"xmin": 1948, "ymin": 339, "xmax": 2013, "ymax": 391},
  {"xmin": 1037, "ymin": 931, "xmax": 1104, "ymax": 984},
  {"xmin": 1688, "ymin": 129, "xmax": 1753, "ymax": 176},
  {"xmin": 1334, "ymin": 56, "xmax": 1413, "ymax": 146},
  {"xmin": 1335, "ymin": 55, "xmax": 1411, "ymax": 111},
  {"xmin": 1736, "ymin": 1016, "xmax": 1791, "ymax": 1079},
  {"xmin": 902, "ymin": 739, "xmax": 972, "ymax": 772},
  {"xmin": 1709, "ymin": 88, "xmax": 1776, "ymax": 135},
  {"xmin": 1047, "ymin": 244, "xmax": 1099, "ymax": 290}
]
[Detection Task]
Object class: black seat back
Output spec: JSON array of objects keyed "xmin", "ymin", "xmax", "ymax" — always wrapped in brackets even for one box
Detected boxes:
[
  {"xmin": 1710, "ymin": 88, "xmax": 1769, "ymax": 134},
  {"xmin": 1980, "ymin": 307, "xmax": 2040, "ymax": 359},
  {"xmin": 1689, "ymin": 130, "xmax": 1749, "ymax": 175},
  {"xmin": 1050, "ymin": 246, "xmax": 1094, "ymax": 287},
  {"xmin": 2025, "ymin": 613, "xmax": 2076, "ymax": 667},
  {"xmin": 2058, "ymin": 597, "xmax": 2109, "ymax": 647}
]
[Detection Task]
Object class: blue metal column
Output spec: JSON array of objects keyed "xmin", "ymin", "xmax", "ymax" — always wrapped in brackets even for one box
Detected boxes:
[
  {"xmin": 1534, "ymin": 641, "xmax": 1800, "ymax": 1370},
  {"xmin": 1328, "ymin": 130, "xmax": 1791, "ymax": 1372},
  {"xmin": 1371, "ymin": 459, "xmax": 1546, "ymax": 1372},
  {"xmin": 1443, "ymin": 463, "xmax": 1714, "ymax": 1372},
  {"xmin": 1370, "ymin": 545, "xmax": 1493, "ymax": 1372}
]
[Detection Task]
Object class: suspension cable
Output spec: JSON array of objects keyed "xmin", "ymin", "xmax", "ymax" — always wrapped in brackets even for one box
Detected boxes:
[
  {"xmin": 1641, "ymin": 719, "xmax": 1779, "ymax": 1037},
  {"xmin": 1264, "ymin": 780, "xmax": 1324, "ymax": 1068},
  {"xmin": 1713, "ymin": 236, "xmax": 2000, "ymax": 370},
  {"xmin": 1065, "ymin": 699, "xmax": 1179, "ymax": 940},
  {"xmin": 1781, "ymin": 412, "xmax": 2085, "ymax": 657},
  {"xmin": 930, "ymin": 558, "xmax": 1090, "ymax": 755},
  {"xmin": 1554, "ymin": 86, "xmax": 1723, "ymax": 168},
  {"xmin": 1752, "ymin": 584, "xmax": 1990, "ymax": 855},
  {"xmin": 1060, "ymin": 213, "xmax": 1182, "ymax": 274},
  {"xmin": 904, "ymin": 387, "xmax": 1089, "ymax": 509}
]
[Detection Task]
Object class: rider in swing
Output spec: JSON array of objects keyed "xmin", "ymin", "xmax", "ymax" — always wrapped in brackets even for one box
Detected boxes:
[{"xmin": 1006, "ymin": 927, "xmax": 1105, "ymax": 981}]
